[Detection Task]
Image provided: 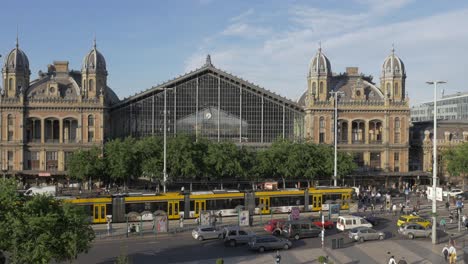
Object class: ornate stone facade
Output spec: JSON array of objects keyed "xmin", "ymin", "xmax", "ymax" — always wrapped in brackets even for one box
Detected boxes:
[
  {"xmin": 0, "ymin": 40, "xmax": 119, "ymax": 178},
  {"xmin": 299, "ymin": 47, "xmax": 410, "ymax": 174}
]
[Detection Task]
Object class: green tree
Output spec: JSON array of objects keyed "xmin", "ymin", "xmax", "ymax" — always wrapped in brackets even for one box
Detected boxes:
[
  {"xmin": 67, "ymin": 147, "xmax": 105, "ymax": 189},
  {"xmin": 105, "ymin": 137, "xmax": 138, "ymax": 187},
  {"xmin": 204, "ymin": 142, "xmax": 243, "ymax": 188},
  {"xmin": 0, "ymin": 179, "xmax": 94, "ymax": 263},
  {"xmin": 167, "ymin": 134, "xmax": 203, "ymax": 181},
  {"xmin": 255, "ymin": 140, "xmax": 291, "ymax": 188},
  {"xmin": 136, "ymin": 136, "xmax": 163, "ymax": 182},
  {"xmin": 445, "ymin": 143, "xmax": 468, "ymax": 186}
]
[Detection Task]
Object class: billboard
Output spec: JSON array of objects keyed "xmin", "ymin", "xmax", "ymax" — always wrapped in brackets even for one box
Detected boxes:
[
  {"xmin": 239, "ymin": 210, "xmax": 249, "ymax": 226},
  {"xmin": 427, "ymin": 187, "xmax": 443, "ymax": 201}
]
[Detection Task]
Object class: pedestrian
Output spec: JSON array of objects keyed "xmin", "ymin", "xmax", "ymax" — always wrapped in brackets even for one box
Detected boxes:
[
  {"xmin": 446, "ymin": 201, "xmax": 450, "ymax": 212},
  {"xmin": 388, "ymin": 255, "xmax": 397, "ymax": 264},
  {"xmin": 448, "ymin": 245, "xmax": 457, "ymax": 264},
  {"xmin": 400, "ymin": 203, "xmax": 404, "ymax": 215},
  {"xmin": 179, "ymin": 215, "xmax": 184, "ymax": 229},
  {"xmin": 449, "ymin": 212, "xmax": 454, "ymax": 224},
  {"xmin": 288, "ymin": 210, "xmax": 292, "ymax": 221},
  {"xmin": 218, "ymin": 211, "xmax": 223, "ymax": 224},
  {"xmin": 440, "ymin": 218, "xmax": 447, "ymax": 232},
  {"xmin": 392, "ymin": 204, "xmax": 397, "ymax": 216},
  {"xmin": 442, "ymin": 244, "xmax": 449, "ymax": 262}
]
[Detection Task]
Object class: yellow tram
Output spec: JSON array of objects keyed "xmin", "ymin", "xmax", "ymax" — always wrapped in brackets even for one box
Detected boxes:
[{"xmin": 66, "ymin": 186, "xmax": 354, "ymax": 223}]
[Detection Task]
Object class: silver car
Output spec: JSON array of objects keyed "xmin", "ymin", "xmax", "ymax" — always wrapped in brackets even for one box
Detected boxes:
[
  {"xmin": 192, "ymin": 226, "xmax": 222, "ymax": 241},
  {"xmin": 348, "ymin": 227, "xmax": 385, "ymax": 242},
  {"xmin": 248, "ymin": 235, "xmax": 292, "ymax": 252},
  {"xmin": 398, "ymin": 223, "xmax": 431, "ymax": 239}
]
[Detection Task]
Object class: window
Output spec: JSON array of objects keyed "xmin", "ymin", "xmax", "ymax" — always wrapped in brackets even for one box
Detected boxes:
[
  {"xmin": 394, "ymin": 118, "xmax": 401, "ymax": 143},
  {"xmin": 88, "ymin": 131, "xmax": 94, "ymax": 142},
  {"xmin": 26, "ymin": 151, "xmax": 40, "ymax": 170},
  {"xmin": 88, "ymin": 115, "xmax": 95, "ymax": 127},
  {"xmin": 394, "ymin": 83, "xmax": 399, "ymax": 96},
  {"xmin": 319, "ymin": 117, "xmax": 325, "ymax": 129},
  {"xmin": 46, "ymin": 151, "xmax": 58, "ymax": 171},
  {"xmin": 89, "ymin": 79, "xmax": 94, "ymax": 92},
  {"xmin": 319, "ymin": 82, "xmax": 324, "ymax": 94},
  {"xmin": 386, "ymin": 83, "xmax": 390, "ymax": 94},
  {"xmin": 7, "ymin": 151, "xmax": 14, "ymax": 170},
  {"xmin": 395, "ymin": 118, "xmax": 400, "ymax": 129},
  {"xmin": 319, "ymin": 133, "xmax": 325, "ymax": 143},
  {"xmin": 394, "ymin": 153, "xmax": 399, "ymax": 161},
  {"xmin": 8, "ymin": 78, "xmax": 13, "ymax": 91},
  {"xmin": 238, "ymin": 230, "xmax": 247, "ymax": 235},
  {"xmin": 7, "ymin": 115, "xmax": 14, "ymax": 126},
  {"xmin": 312, "ymin": 82, "xmax": 317, "ymax": 94},
  {"xmin": 7, "ymin": 131, "xmax": 13, "ymax": 141}
]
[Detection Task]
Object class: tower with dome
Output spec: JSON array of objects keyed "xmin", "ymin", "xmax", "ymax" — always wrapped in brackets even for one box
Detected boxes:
[{"xmin": 299, "ymin": 46, "xmax": 410, "ymax": 179}]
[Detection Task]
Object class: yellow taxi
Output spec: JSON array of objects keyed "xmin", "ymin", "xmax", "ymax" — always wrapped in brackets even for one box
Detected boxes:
[{"xmin": 397, "ymin": 215, "xmax": 431, "ymax": 228}]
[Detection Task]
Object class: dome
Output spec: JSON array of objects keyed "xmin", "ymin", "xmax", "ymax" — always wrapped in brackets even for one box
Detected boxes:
[
  {"xmin": 381, "ymin": 48, "xmax": 405, "ymax": 76},
  {"xmin": 82, "ymin": 41, "xmax": 107, "ymax": 74},
  {"xmin": 309, "ymin": 48, "xmax": 331, "ymax": 76},
  {"xmin": 3, "ymin": 43, "xmax": 30, "ymax": 73}
]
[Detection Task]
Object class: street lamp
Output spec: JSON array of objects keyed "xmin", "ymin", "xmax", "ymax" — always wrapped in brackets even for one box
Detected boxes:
[
  {"xmin": 426, "ymin": 80, "xmax": 446, "ymax": 245},
  {"xmin": 330, "ymin": 91, "xmax": 345, "ymax": 187},
  {"xmin": 2, "ymin": 167, "xmax": 7, "ymax": 181}
]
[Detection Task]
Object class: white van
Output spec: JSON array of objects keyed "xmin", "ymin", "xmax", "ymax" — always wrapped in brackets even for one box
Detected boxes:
[
  {"xmin": 25, "ymin": 186, "xmax": 56, "ymax": 197},
  {"xmin": 336, "ymin": 216, "xmax": 372, "ymax": 231}
]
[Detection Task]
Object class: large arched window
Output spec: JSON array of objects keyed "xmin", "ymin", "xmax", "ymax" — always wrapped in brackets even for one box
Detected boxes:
[
  {"xmin": 7, "ymin": 114, "xmax": 14, "ymax": 141},
  {"xmin": 89, "ymin": 79, "xmax": 94, "ymax": 92},
  {"xmin": 394, "ymin": 83, "xmax": 399, "ymax": 96},
  {"xmin": 8, "ymin": 78, "xmax": 13, "ymax": 91},
  {"xmin": 312, "ymin": 82, "xmax": 317, "ymax": 95},
  {"xmin": 88, "ymin": 115, "xmax": 95, "ymax": 127},
  {"xmin": 319, "ymin": 82, "xmax": 324, "ymax": 94},
  {"xmin": 394, "ymin": 117, "xmax": 401, "ymax": 143},
  {"xmin": 319, "ymin": 116, "xmax": 325, "ymax": 143}
]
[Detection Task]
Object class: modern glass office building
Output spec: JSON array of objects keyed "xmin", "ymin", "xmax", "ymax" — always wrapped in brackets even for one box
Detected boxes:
[{"xmin": 110, "ymin": 56, "xmax": 304, "ymax": 146}]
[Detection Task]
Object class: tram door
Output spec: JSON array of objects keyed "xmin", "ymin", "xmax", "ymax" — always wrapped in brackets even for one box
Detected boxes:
[
  {"xmin": 259, "ymin": 197, "xmax": 270, "ymax": 214},
  {"xmin": 194, "ymin": 200, "xmax": 206, "ymax": 218},
  {"xmin": 168, "ymin": 201, "xmax": 180, "ymax": 220},
  {"xmin": 312, "ymin": 195, "xmax": 323, "ymax": 211},
  {"xmin": 93, "ymin": 204, "xmax": 107, "ymax": 223}
]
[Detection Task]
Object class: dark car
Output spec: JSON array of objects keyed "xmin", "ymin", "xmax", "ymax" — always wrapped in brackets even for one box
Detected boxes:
[
  {"xmin": 351, "ymin": 213, "xmax": 383, "ymax": 226},
  {"xmin": 281, "ymin": 220, "xmax": 322, "ymax": 240},
  {"xmin": 248, "ymin": 235, "xmax": 292, "ymax": 252}
]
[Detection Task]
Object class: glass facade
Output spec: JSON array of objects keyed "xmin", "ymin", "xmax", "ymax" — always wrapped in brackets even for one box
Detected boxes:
[{"xmin": 110, "ymin": 69, "xmax": 304, "ymax": 145}]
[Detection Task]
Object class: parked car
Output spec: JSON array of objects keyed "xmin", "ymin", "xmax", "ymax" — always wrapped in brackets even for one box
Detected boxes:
[
  {"xmin": 191, "ymin": 226, "xmax": 222, "ymax": 241},
  {"xmin": 223, "ymin": 226, "xmax": 255, "ymax": 246},
  {"xmin": 448, "ymin": 189, "xmax": 463, "ymax": 197},
  {"xmin": 281, "ymin": 220, "xmax": 322, "ymax": 240},
  {"xmin": 398, "ymin": 223, "xmax": 431, "ymax": 239},
  {"xmin": 264, "ymin": 219, "xmax": 286, "ymax": 235},
  {"xmin": 248, "ymin": 235, "xmax": 292, "ymax": 252},
  {"xmin": 397, "ymin": 215, "xmax": 431, "ymax": 228},
  {"xmin": 348, "ymin": 226, "xmax": 385, "ymax": 242},
  {"xmin": 336, "ymin": 216, "xmax": 372, "ymax": 231},
  {"xmin": 309, "ymin": 217, "xmax": 334, "ymax": 229}
]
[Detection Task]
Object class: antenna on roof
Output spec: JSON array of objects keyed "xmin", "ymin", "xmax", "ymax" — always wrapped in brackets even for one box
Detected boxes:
[
  {"xmin": 318, "ymin": 41, "xmax": 322, "ymax": 52},
  {"xmin": 16, "ymin": 25, "xmax": 19, "ymax": 48},
  {"xmin": 391, "ymin": 43, "xmax": 395, "ymax": 54},
  {"xmin": 93, "ymin": 34, "xmax": 97, "ymax": 49},
  {"xmin": 205, "ymin": 54, "xmax": 212, "ymax": 66}
]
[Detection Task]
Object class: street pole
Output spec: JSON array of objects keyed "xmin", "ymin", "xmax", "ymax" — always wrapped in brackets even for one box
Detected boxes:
[
  {"xmin": 427, "ymin": 80, "xmax": 446, "ymax": 244},
  {"xmin": 321, "ymin": 213, "xmax": 325, "ymax": 249},
  {"xmin": 163, "ymin": 88, "xmax": 168, "ymax": 193},
  {"xmin": 330, "ymin": 91, "xmax": 344, "ymax": 187}
]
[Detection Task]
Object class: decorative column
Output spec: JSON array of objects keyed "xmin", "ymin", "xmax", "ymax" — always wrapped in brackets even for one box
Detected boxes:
[
  {"xmin": 41, "ymin": 119, "xmax": 45, "ymax": 144},
  {"xmin": 59, "ymin": 119, "xmax": 63, "ymax": 143}
]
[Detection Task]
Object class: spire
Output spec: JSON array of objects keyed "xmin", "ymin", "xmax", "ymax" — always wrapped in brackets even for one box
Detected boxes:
[
  {"xmin": 318, "ymin": 41, "xmax": 322, "ymax": 53},
  {"xmin": 93, "ymin": 34, "xmax": 97, "ymax": 49},
  {"xmin": 391, "ymin": 43, "xmax": 395, "ymax": 55},
  {"xmin": 16, "ymin": 25, "xmax": 19, "ymax": 48},
  {"xmin": 205, "ymin": 54, "xmax": 212, "ymax": 66}
]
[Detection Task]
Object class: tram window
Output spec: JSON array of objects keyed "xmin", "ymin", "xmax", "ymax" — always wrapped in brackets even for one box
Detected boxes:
[
  {"xmin": 106, "ymin": 204, "xmax": 113, "ymax": 216},
  {"xmin": 206, "ymin": 198, "xmax": 244, "ymax": 210},
  {"xmin": 190, "ymin": 201, "xmax": 194, "ymax": 212},
  {"xmin": 271, "ymin": 196, "xmax": 305, "ymax": 207},
  {"xmin": 125, "ymin": 201, "xmax": 167, "ymax": 214},
  {"xmin": 322, "ymin": 194, "xmax": 341, "ymax": 202},
  {"xmin": 81, "ymin": 205, "xmax": 93, "ymax": 217},
  {"xmin": 94, "ymin": 206, "xmax": 98, "ymax": 219}
]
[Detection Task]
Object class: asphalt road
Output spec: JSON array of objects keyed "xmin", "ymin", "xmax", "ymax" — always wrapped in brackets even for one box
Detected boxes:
[{"xmin": 75, "ymin": 195, "xmax": 459, "ymax": 264}]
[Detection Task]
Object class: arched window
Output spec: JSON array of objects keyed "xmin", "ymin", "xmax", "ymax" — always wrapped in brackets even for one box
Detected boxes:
[
  {"xmin": 7, "ymin": 114, "xmax": 14, "ymax": 126},
  {"xmin": 394, "ymin": 117, "xmax": 401, "ymax": 143},
  {"xmin": 394, "ymin": 83, "xmax": 399, "ymax": 96},
  {"xmin": 319, "ymin": 117, "xmax": 325, "ymax": 143},
  {"xmin": 312, "ymin": 82, "xmax": 317, "ymax": 95},
  {"xmin": 7, "ymin": 114, "xmax": 14, "ymax": 141},
  {"xmin": 319, "ymin": 117, "xmax": 325, "ymax": 129},
  {"xmin": 88, "ymin": 115, "xmax": 95, "ymax": 127},
  {"xmin": 319, "ymin": 82, "xmax": 324, "ymax": 93},
  {"xmin": 8, "ymin": 78, "xmax": 13, "ymax": 91},
  {"xmin": 386, "ymin": 83, "xmax": 391, "ymax": 94},
  {"xmin": 89, "ymin": 79, "xmax": 94, "ymax": 92}
]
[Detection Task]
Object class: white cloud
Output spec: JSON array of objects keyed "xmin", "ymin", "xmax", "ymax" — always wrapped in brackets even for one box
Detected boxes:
[
  {"xmin": 185, "ymin": 4, "xmax": 468, "ymax": 104},
  {"xmin": 221, "ymin": 23, "xmax": 271, "ymax": 37}
]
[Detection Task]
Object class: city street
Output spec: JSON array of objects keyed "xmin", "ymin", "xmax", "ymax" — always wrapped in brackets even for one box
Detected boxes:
[{"xmin": 75, "ymin": 195, "xmax": 467, "ymax": 263}]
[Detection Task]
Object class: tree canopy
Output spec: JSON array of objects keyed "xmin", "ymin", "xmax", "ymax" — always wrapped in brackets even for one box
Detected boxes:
[
  {"xmin": 67, "ymin": 147, "xmax": 105, "ymax": 186},
  {"xmin": 444, "ymin": 142, "xmax": 468, "ymax": 182},
  {"xmin": 0, "ymin": 179, "xmax": 94, "ymax": 263}
]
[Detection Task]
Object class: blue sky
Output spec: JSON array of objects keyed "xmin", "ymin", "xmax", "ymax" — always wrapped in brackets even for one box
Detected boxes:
[{"xmin": 1, "ymin": 0, "xmax": 468, "ymax": 104}]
